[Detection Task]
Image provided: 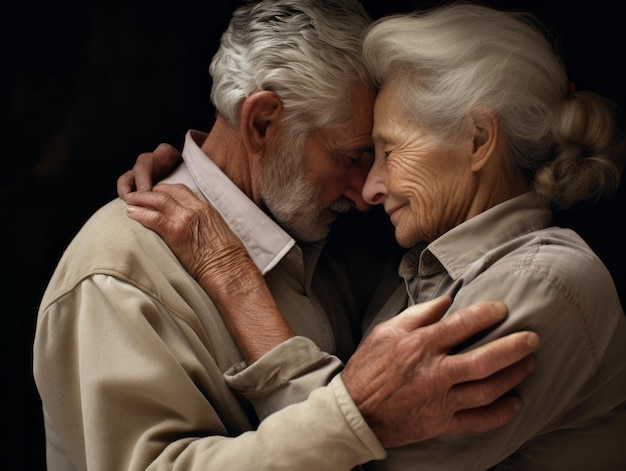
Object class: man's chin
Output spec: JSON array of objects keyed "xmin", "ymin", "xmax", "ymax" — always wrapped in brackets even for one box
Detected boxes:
[{"xmin": 322, "ymin": 207, "xmax": 341, "ymax": 223}]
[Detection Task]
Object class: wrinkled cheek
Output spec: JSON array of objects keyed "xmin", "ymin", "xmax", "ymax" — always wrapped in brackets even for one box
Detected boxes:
[
  {"xmin": 408, "ymin": 181, "xmax": 455, "ymax": 243},
  {"xmin": 392, "ymin": 160, "xmax": 467, "ymax": 242}
]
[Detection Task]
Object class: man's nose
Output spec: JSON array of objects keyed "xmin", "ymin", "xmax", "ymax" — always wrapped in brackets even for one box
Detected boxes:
[{"xmin": 344, "ymin": 164, "xmax": 372, "ymax": 212}]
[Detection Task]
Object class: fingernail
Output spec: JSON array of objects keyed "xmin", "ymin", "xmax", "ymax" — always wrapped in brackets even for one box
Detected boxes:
[
  {"xmin": 492, "ymin": 301, "xmax": 509, "ymax": 316},
  {"xmin": 526, "ymin": 332, "xmax": 540, "ymax": 349}
]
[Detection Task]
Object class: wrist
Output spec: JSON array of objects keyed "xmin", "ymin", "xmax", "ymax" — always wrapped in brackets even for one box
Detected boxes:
[{"xmin": 195, "ymin": 245, "xmax": 258, "ymax": 297}]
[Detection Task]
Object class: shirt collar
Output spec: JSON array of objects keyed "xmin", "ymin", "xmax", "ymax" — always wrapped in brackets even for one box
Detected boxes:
[
  {"xmin": 402, "ymin": 192, "xmax": 553, "ymax": 280},
  {"xmin": 173, "ymin": 130, "xmax": 296, "ymax": 275}
]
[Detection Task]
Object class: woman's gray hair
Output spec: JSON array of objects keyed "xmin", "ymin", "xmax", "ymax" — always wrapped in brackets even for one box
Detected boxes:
[
  {"xmin": 363, "ymin": 2, "xmax": 625, "ymax": 207},
  {"xmin": 210, "ymin": 0, "xmax": 373, "ymax": 134}
]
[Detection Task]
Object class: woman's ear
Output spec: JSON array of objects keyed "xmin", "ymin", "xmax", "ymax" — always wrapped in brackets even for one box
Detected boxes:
[
  {"xmin": 240, "ymin": 91, "xmax": 283, "ymax": 156},
  {"xmin": 470, "ymin": 109, "xmax": 499, "ymax": 172}
]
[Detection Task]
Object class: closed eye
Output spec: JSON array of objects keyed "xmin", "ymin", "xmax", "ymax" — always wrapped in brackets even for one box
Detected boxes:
[{"xmin": 340, "ymin": 147, "xmax": 374, "ymax": 167}]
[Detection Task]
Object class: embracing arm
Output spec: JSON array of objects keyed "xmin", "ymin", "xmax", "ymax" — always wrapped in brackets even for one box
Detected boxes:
[
  {"xmin": 34, "ymin": 275, "xmax": 384, "ymax": 470},
  {"xmin": 118, "ymin": 144, "xmax": 284, "ymax": 363},
  {"xmin": 125, "ymin": 184, "xmax": 292, "ymax": 364},
  {"xmin": 123, "ymin": 184, "xmax": 539, "ymax": 449}
]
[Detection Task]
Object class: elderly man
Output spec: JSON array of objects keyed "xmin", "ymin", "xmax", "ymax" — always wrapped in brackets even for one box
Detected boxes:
[{"xmin": 34, "ymin": 1, "xmax": 537, "ymax": 469}]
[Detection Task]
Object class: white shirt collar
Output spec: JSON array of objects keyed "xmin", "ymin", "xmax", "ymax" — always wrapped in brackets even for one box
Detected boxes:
[{"xmin": 163, "ymin": 130, "xmax": 296, "ymax": 275}]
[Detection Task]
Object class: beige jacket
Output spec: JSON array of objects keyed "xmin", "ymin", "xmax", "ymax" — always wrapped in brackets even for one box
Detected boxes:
[{"xmin": 33, "ymin": 131, "xmax": 385, "ymax": 470}]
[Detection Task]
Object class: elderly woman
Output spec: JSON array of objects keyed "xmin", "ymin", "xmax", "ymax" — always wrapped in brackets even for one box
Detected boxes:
[{"xmin": 123, "ymin": 3, "xmax": 626, "ymax": 469}]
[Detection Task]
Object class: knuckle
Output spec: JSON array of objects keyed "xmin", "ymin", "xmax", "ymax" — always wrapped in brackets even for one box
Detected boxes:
[
  {"xmin": 137, "ymin": 152, "xmax": 152, "ymax": 163},
  {"xmin": 370, "ymin": 321, "xmax": 392, "ymax": 338},
  {"xmin": 466, "ymin": 348, "xmax": 497, "ymax": 378},
  {"xmin": 442, "ymin": 308, "xmax": 475, "ymax": 336},
  {"xmin": 393, "ymin": 335, "xmax": 418, "ymax": 358},
  {"xmin": 468, "ymin": 381, "xmax": 495, "ymax": 406}
]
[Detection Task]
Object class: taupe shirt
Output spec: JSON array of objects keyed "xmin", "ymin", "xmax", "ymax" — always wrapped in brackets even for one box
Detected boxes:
[
  {"xmin": 364, "ymin": 192, "xmax": 626, "ymax": 470},
  {"xmin": 33, "ymin": 130, "xmax": 385, "ymax": 470}
]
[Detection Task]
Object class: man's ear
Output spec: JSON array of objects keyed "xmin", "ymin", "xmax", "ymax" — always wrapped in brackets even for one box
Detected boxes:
[
  {"xmin": 240, "ymin": 91, "xmax": 283, "ymax": 156},
  {"xmin": 470, "ymin": 109, "xmax": 499, "ymax": 172}
]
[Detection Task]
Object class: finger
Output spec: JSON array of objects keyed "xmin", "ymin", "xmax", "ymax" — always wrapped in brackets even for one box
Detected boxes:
[
  {"xmin": 449, "ymin": 395, "xmax": 523, "ymax": 435},
  {"xmin": 133, "ymin": 153, "xmax": 157, "ymax": 192},
  {"xmin": 125, "ymin": 192, "xmax": 185, "ymax": 233},
  {"xmin": 154, "ymin": 182, "xmax": 195, "ymax": 200},
  {"xmin": 391, "ymin": 296, "xmax": 452, "ymax": 332},
  {"xmin": 447, "ymin": 331, "xmax": 539, "ymax": 383},
  {"xmin": 152, "ymin": 143, "xmax": 182, "ymax": 177},
  {"xmin": 116, "ymin": 170, "xmax": 136, "ymax": 197},
  {"xmin": 429, "ymin": 301, "xmax": 510, "ymax": 352},
  {"xmin": 452, "ymin": 354, "xmax": 535, "ymax": 410},
  {"xmin": 123, "ymin": 188, "xmax": 174, "ymax": 212},
  {"xmin": 153, "ymin": 183, "xmax": 211, "ymax": 213},
  {"xmin": 126, "ymin": 204, "xmax": 167, "ymax": 230}
]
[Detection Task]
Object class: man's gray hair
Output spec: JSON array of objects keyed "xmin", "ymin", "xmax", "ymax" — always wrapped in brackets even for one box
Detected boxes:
[{"xmin": 210, "ymin": 0, "xmax": 373, "ymax": 134}]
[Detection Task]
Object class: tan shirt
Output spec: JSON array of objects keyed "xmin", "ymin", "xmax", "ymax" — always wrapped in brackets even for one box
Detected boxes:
[
  {"xmin": 33, "ymin": 130, "xmax": 385, "ymax": 470},
  {"xmin": 364, "ymin": 192, "xmax": 626, "ymax": 470}
]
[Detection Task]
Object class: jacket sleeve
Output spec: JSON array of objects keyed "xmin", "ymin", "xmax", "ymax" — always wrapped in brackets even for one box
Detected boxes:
[
  {"xmin": 34, "ymin": 274, "xmax": 385, "ymax": 471},
  {"xmin": 223, "ymin": 336, "xmax": 346, "ymax": 420}
]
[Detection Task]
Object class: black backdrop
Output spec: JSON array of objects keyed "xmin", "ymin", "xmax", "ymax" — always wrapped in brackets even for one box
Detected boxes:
[{"xmin": 3, "ymin": 1, "xmax": 625, "ymax": 469}]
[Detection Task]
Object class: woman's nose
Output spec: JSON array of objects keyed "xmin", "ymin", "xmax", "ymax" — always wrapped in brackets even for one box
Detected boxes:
[{"xmin": 362, "ymin": 161, "xmax": 387, "ymax": 205}]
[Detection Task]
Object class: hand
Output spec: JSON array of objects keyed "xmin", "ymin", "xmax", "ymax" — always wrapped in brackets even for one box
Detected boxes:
[
  {"xmin": 123, "ymin": 183, "xmax": 249, "ymax": 289},
  {"xmin": 124, "ymin": 183, "xmax": 295, "ymax": 362},
  {"xmin": 117, "ymin": 143, "xmax": 182, "ymax": 197},
  {"xmin": 342, "ymin": 296, "xmax": 539, "ymax": 448}
]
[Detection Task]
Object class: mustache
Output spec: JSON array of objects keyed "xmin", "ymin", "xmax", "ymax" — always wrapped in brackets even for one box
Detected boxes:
[{"xmin": 325, "ymin": 197, "xmax": 353, "ymax": 214}]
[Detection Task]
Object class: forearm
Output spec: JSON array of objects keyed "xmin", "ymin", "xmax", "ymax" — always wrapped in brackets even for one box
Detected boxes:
[
  {"xmin": 166, "ymin": 376, "xmax": 385, "ymax": 471},
  {"xmin": 200, "ymin": 247, "xmax": 295, "ymax": 364},
  {"xmin": 123, "ymin": 185, "xmax": 296, "ymax": 364}
]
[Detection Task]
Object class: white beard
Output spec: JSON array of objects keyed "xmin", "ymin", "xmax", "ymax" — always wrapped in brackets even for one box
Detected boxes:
[{"xmin": 259, "ymin": 131, "xmax": 353, "ymax": 242}]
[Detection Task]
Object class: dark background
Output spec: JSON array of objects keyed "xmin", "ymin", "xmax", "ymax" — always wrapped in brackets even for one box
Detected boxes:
[{"xmin": 3, "ymin": 1, "xmax": 624, "ymax": 469}]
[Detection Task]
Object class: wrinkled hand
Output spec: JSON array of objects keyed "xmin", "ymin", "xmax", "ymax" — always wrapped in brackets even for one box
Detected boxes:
[
  {"xmin": 124, "ymin": 183, "xmax": 295, "ymax": 362},
  {"xmin": 117, "ymin": 143, "xmax": 182, "ymax": 197},
  {"xmin": 342, "ymin": 296, "xmax": 538, "ymax": 448},
  {"xmin": 123, "ymin": 183, "xmax": 253, "ymax": 293}
]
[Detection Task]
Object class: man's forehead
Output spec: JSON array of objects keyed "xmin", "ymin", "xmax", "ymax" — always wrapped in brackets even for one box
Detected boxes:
[
  {"xmin": 336, "ymin": 87, "xmax": 375, "ymax": 147},
  {"xmin": 329, "ymin": 122, "xmax": 373, "ymax": 152}
]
